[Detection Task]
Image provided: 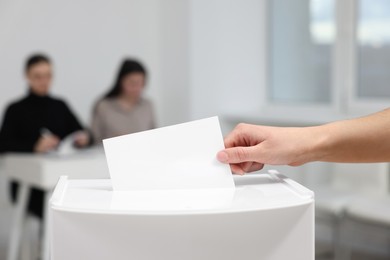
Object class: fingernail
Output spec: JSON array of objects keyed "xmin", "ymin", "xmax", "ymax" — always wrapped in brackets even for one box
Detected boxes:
[{"xmin": 217, "ymin": 151, "xmax": 229, "ymax": 163}]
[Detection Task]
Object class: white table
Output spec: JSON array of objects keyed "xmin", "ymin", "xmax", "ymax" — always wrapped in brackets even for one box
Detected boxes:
[{"xmin": 3, "ymin": 148, "xmax": 109, "ymax": 260}]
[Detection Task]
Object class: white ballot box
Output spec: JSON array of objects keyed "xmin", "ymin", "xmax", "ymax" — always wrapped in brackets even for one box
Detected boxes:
[{"xmin": 50, "ymin": 171, "xmax": 314, "ymax": 260}]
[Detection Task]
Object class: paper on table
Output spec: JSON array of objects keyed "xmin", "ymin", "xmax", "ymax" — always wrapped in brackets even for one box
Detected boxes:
[
  {"xmin": 103, "ymin": 116, "xmax": 234, "ymax": 191},
  {"xmin": 56, "ymin": 132, "xmax": 78, "ymax": 156}
]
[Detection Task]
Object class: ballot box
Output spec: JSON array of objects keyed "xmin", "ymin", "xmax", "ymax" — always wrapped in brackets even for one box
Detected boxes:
[{"xmin": 50, "ymin": 171, "xmax": 314, "ymax": 260}]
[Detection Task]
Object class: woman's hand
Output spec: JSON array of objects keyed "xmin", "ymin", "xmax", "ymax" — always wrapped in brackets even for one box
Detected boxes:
[
  {"xmin": 34, "ymin": 134, "xmax": 60, "ymax": 153},
  {"xmin": 73, "ymin": 131, "xmax": 90, "ymax": 148}
]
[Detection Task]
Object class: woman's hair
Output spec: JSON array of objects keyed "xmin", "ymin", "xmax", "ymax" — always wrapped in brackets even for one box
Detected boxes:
[
  {"xmin": 25, "ymin": 54, "xmax": 51, "ymax": 72},
  {"xmin": 103, "ymin": 59, "xmax": 147, "ymax": 99}
]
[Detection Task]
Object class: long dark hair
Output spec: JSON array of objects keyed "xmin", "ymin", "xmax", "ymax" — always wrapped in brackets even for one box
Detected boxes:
[{"xmin": 104, "ymin": 59, "xmax": 147, "ymax": 99}]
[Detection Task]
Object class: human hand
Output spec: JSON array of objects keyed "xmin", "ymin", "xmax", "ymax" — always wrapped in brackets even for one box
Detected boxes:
[
  {"xmin": 216, "ymin": 123, "xmax": 323, "ymax": 174},
  {"xmin": 73, "ymin": 131, "xmax": 90, "ymax": 148},
  {"xmin": 34, "ymin": 134, "xmax": 60, "ymax": 153}
]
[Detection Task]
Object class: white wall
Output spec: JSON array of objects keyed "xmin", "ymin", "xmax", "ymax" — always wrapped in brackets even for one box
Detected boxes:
[
  {"xmin": 0, "ymin": 0, "xmax": 190, "ymax": 127},
  {"xmin": 189, "ymin": 0, "xmax": 266, "ymax": 123},
  {"xmin": 0, "ymin": 0, "xmax": 267, "ymax": 129},
  {"xmin": 159, "ymin": 0, "xmax": 190, "ymax": 126}
]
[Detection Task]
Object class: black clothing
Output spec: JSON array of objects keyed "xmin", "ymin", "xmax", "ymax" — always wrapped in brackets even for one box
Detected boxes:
[
  {"xmin": 0, "ymin": 92, "xmax": 84, "ymax": 152},
  {"xmin": 0, "ymin": 91, "xmax": 86, "ymax": 218}
]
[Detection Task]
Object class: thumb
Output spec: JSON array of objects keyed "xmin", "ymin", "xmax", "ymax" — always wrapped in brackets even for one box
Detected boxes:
[{"xmin": 217, "ymin": 146, "xmax": 257, "ymax": 164}]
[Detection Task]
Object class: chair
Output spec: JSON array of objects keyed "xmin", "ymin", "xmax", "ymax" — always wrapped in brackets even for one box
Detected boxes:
[
  {"xmin": 335, "ymin": 195, "xmax": 390, "ymax": 259},
  {"xmin": 0, "ymin": 156, "xmax": 8, "ymax": 206},
  {"xmin": 313, "ymin": 162, "xmax": 389, "ymax": 258}
]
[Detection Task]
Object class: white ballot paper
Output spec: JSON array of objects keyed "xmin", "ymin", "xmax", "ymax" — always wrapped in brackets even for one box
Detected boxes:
[{"xmin": 103, "ymin": 116, "xmax": 235, "ymax": 191}]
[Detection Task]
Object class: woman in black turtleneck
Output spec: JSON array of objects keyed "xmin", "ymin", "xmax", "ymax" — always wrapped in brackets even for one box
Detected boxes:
[{"xmin": 0, "ymin": 54, "xmax": 92, "ymax": 219}]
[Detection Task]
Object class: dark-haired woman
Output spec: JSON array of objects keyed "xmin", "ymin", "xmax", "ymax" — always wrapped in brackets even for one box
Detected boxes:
[
  {"xmin": 91, "ymin": 59, "xmax": 155, "ymax": 144},
  {"xmin": 0, "ymin": 53, "xmax": 92, "ymax": 219}
]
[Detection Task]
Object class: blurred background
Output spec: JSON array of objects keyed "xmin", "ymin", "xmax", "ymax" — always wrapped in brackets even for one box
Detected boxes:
[{"xmin": 1, "ymin": 0, "xmax": 390, "ymax": 259}]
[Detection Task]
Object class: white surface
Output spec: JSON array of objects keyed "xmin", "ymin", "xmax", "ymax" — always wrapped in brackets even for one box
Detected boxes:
[
  {"xmin": 330, "ymin": 163, "xmax": 389, "ymax": 195},
  {"xmin": 3, "ymin": 148, "xmax": 109, "ymax": 260},
  {"xmin": 315, "ymin": 186, "xmax": 360, "ymax": 217},
  {"xmin": 345, "ymin": 195, "xmax": 390, "ymax": 226},
  {"xmin": 50, "ymin": 172, "xmax": 314, "ymax": 260},
  {"xmin": 51, "ymin": 173, "xmax": 313, "ymax": 214},
  {"xmin": 3, "ymin": 148, "xmax": 109, "ymax": 189},
  {"xmin": 103, "ymin": 117, "xmax": 234, "ymax": 191},
  {"xmin": 110, "ymin": 189, "xmax": 235, "ymax": 212}
]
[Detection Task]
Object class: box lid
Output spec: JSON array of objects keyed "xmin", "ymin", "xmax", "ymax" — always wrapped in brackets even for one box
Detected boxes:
[{"xmin": 50, "ymin": 171, "xmax": 313, "ymax": 215}]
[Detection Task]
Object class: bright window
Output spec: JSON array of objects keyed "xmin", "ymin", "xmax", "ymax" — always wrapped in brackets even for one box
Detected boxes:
[
  {"xmin": 358, "ymin": 0, "xmax": 390, "ymax": 99},
  {"xmin": 269, "ymin": 0, "xmax": 335, "ymax": 104}
]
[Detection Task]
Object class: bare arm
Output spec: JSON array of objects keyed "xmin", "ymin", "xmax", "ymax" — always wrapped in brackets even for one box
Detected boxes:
[
  {"xmin": 217, "ymin": 108, "xmax": 390, "ymax": 174},
  {"xmin": 317, "ymin": 108, "xmax": 390, "ymax": 163}
]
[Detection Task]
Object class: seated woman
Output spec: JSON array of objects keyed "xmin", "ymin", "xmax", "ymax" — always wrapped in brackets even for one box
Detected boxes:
[
  {"xmin": 91, "ymin": 59, "xmax": 155, "ymax": 144},
  {"xmin": 0, "ymin": 54, "xmax": 92, "ymax": 219}
]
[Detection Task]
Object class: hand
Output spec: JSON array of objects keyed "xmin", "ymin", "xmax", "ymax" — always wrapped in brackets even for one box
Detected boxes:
[
  {"xmin": 216, "ymin": 123, "xmax": 323, "ymax": 174},
  {"xmin": 73, "ymin": 131, "xmax": 90, "ymax": 148},
  {"xmin": 34, "ymin": 135, "xmax": 60, "ymax": 153}
]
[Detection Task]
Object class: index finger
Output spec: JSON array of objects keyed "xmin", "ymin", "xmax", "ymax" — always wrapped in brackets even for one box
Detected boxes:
[{"xmin": 224, "ymin": 123, "xmax": 242, "ymax": 148}]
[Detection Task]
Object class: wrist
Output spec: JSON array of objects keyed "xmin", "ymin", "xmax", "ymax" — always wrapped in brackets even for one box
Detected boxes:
[{"xmin": 305, "ymin": 125, "xmax": 333, "ymax": 163}]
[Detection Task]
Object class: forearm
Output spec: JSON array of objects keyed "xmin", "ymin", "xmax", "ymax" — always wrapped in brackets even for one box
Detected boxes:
[{"xmin": 311, "ymin": 109, "xmax": 390, "ymax": 163}]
